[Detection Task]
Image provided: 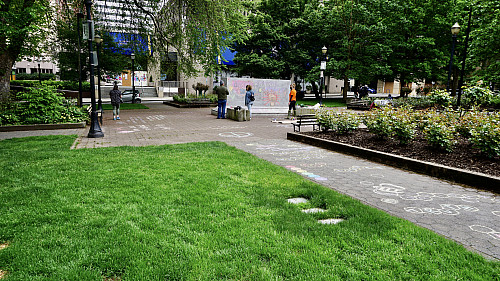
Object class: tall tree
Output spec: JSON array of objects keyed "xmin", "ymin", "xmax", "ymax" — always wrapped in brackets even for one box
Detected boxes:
[
  {"xmin": 0, "ymin": 0, "xmax": 51, "ymax": 99},
  {"xmin": 467, "ymin": 0, "xmax": 500, "ymax": 87},
  {"xmin": 380, "ymin": 0, "xmax": 453, "ymax": 93},
  {"xmin": 320, "ymin": 0, "xmax": 391, "ymax": 100},
  {"xmin": 119, "ymin": 0, "xmax": 246, "ymax": 78},
  {"xmin": 233, "ymin": 0, "xmax": 312, "ymax": 79}
]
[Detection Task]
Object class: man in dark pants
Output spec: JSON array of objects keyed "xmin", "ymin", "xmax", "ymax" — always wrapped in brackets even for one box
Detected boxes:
[{"xmin": 216, "ymin": 81, "xmax": 229, "ymax": 119}]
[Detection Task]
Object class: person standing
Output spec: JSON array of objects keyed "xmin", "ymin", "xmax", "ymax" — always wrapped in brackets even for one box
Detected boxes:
[
  {"xmin": 288, "ymin": 83, "xmax": 297, "ymax": 119},
  {"xmin": 109, "ymin": 83, "xmax": 122, "ymax": 120},
  {"xmin": 244, "ymin": 85, "xmax": 255, "ymax": 120},
  {"xmin": 216, "ymin": 80, "xmax": 229, "ymax": 119}
]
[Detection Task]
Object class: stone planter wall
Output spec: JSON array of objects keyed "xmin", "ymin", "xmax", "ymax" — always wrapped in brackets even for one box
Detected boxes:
[{"xmin": 227, "ymin": 108, "xmax": 250, "ymax": 121}]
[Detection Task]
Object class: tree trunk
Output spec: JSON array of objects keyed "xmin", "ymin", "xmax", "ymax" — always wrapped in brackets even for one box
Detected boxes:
[
  {"xmin": 0, "ymin": 52, "xmax": 14, "ymax": 101},
  {"xmin": 342, "ymin": 76, "xmax": 349, "ymax": 101}
]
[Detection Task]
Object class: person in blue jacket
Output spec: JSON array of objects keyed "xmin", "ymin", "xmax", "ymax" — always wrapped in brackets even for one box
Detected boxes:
[{"xmin": 244, "ymin": 85, "xmax": 255, "ymax": 120}]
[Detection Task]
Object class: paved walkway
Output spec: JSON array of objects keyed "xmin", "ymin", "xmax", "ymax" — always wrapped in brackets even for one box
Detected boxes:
[{"xmin": 1, "ymin": 103, "xmax": 499, "ymax": 260}]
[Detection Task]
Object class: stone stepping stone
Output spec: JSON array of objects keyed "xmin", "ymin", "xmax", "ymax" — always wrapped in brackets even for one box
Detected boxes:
[
  {"xmin": 287, "ymin": 198, "xmax": 309, "ymax": 204},
  {"xmin": 318, "ymin": 218, "xmax": 344, "ymax": 225},
  {"xmin": 302, "ymin": 208, "xmax": 326, "ymax": 214}
]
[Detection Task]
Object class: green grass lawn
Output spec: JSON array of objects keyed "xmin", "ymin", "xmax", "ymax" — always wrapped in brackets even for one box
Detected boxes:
[
  {"xmin": 0, "ymin": 136, "xmax": 498, "ymax": 280},
  {"xmin": 297, "ymin": 98, "xmax": 346, "ymax": 108},
  {"xmin": 101, "ymin": 103, "xmax": 149, "ymax": 110}
]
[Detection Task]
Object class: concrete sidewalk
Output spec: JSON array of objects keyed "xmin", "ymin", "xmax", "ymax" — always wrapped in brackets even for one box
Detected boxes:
[{"xmin": 2, "ymin": 103, "xmax": 499, "ymax": 260}]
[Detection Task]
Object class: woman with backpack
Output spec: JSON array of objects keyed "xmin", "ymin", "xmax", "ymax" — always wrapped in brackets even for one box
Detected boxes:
[{"xmin": 245, "ymin": 85, "xmax": 255, "ymax": 120}]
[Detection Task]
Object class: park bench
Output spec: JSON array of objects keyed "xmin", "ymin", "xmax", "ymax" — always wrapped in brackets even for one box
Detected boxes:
[
  {"xmin": 86, "ymin": 104, "xmax": 103, "ymax": 124},
  {"xmin": 292, "ymin": 114, "xmax": 320, "ymax": 132}
]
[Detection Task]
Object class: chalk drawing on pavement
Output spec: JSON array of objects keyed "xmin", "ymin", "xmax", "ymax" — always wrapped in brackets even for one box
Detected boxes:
[
  {"xmin": 370, "ymin": 174, "xmax": 385, "ymax": 178},
  {"xmin": 469, "ymin": 225, "xmax": 500, "ymax": 240},
  {"xmin": 405, "ymin": 204, "xmax": 479, "ymax": 216},
  {"xmin": 371, "ymin": 185, "xmax": 495, "ymax": 203},
  {"xmin": 334, "ymin": 166, "xmax": 384, "ymax": 173},
  {"xmin": 300, "ymin": 163, "xmax": 328, "ymax": 168},
  {"xmin": 493, "ymin": 211, "xmax": 500, "ymax": 217},
  {"xmin": 285, "ymin": 166, "xmax": 328, "ymax": 181},
  {"xmin": 219, "ymin": 132, "xmax": 253, "ymax": 138},
  {"xmin": 360, "ymin": 181, "xmax": 374, "ymax": 186},
  {"xmin": 381, "ymin": 198, "xmax": 399, "ymax": 204},
  {"xmin": 373, "ymin": 183, "xmax": 406, "ymax": 197}
]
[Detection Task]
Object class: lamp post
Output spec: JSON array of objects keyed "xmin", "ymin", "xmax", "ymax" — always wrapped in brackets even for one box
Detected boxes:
[
  {"xmin": 458, "ymin": 7, "xmax": 472, "ymax": 107},
  {"xmin": 320, "ymin": 46, "xmax": 327, "ymax": 105},
  {"xmin": 446, "ymin": 22, "xmax": 460, "ymax": 95},
  {"xmin": 85, "ymin": 0, "xmax": 104, "ymax": 138},
  {"xmin": 131, "ymin": 53, "xmax": 136, "ymax": 103},
  {"xmin": 37, "ymin": 60, "xmax": 41, "ymax": 84},
  {"xmin": 94, "ymin": 34, "xmax": 103, "ymax": 114},
  {"xmin": 77, "ymin": 12, "xmax": 84, "ymax": 107}
]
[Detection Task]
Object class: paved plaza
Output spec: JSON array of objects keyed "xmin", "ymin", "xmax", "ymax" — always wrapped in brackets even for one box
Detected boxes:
[{"xmin": 1, "ymin": 102, "xmax": 499, "ymax": 260}]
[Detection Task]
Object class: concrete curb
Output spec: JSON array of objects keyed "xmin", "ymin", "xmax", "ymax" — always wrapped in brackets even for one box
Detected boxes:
[
  {"xmin": 287, "ymin": 132, "xmax": 500, "ymax": 193},
  {"xmin": 0, "ymin": 122, "xmax": 86, "ymax": 132},
  {"xmin": 163, "ymin": 101, "xmax": 216, "ymax": 108}
]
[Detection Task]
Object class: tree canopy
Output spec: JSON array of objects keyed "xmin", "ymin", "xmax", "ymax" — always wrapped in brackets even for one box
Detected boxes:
[{"xmin": 233, "ymin": 0, "xmax": 500, "ymax": 93}]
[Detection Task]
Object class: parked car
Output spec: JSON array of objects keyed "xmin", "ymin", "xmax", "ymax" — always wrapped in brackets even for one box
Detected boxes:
[{"xmin": 121, "ymin": 90, "xmax": 142, "ymax": 103}]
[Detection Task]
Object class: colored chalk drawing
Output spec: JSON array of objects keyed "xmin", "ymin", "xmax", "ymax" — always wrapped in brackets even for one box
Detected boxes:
[
  {"xmin": 226, "ymin": 78, "xmax": 289, "ymax": 110},
  {"xmin": 404, "ymin": 204, "xmax": 479, "ymax": 216},
  {"xmin": 285, "ymin": 165, "xmax": 328, "ymax": 181},
  {"xmin": 469, "ymin": 225, "xmax": 500, "ymax": 240}
]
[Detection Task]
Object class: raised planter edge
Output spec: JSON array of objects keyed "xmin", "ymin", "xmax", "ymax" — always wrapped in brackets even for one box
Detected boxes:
[
  {"xmin": 0, "ymin": 122, "xmax": 86, "ymax": 132},
  {"xmin": 287, "ymin": 132, "xmax": 500, "ymax": 193}
]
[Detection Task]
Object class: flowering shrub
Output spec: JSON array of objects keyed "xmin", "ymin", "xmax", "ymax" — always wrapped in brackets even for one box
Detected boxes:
[
  {"xmin": 468, "ymin": 113, "xmax": 500, "ymax": 158},
  {"xmin": 461, "ymin": 86, "xmax": 494, "ymax": 108},
  {"xmin": 316, "ymin": 109, "xmax": 360, "ymax": 134},
  {"xmin": 390, "ymin": 107, "xmax": 417, "ymax": 145},
  {"xmin": 363, "ymin": 106, "xmax": 395, "ymax": 139},
  {"xmin": 428, "ymin": 89, "xmax": 453, "ymax": 107}
]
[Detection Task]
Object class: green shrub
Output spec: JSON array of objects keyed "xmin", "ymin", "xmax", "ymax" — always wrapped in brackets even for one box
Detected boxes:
[
  {"xmin": 14, "ymin": 73, "xmax": 55, "ymax": 81},
  {"xmin": 11, "ymin": 80, "xmax": 91, "ymax": 91},
  {"xmin": 422, "ymin": 113, "xmax": 457, "ymax": 152},
  {"xmin": 461, "ymin": 86, "xmax": 494, "ymax": 108},
  {"xmin": 0, "ymin": 85, "xmax": 89, "ymax": 125},
  {"xmin": 363, "ymin": 106, "xmax": 394, "ymax": 139},
  {"xmin": 390, "ymin": 107, "xmax": 417, "ymax": 145},
  {"xmin": 391, "ymin": 97, "xmax": 435, "ymax": 109},
  {"xmin": 316, "ymin": 109, "xmax": 360, "ymax": 134},
  {"xmin": 468, "ymin": 114, "xmax": 500, "ymax": 158},
  {"xmin": 428, "ymin": 89, "xmax": 453, "ymax": 107}
]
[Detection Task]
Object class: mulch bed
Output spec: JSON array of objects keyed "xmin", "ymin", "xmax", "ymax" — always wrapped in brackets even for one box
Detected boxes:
[{"xmin": 303, "ymin": 129, "xmax": 500, "ymax": 178}]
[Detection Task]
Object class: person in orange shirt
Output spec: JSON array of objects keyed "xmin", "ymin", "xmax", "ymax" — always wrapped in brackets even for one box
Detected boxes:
[{"xmin": 288, "ymin": 83, "xmax": 297, "ymax": 119}]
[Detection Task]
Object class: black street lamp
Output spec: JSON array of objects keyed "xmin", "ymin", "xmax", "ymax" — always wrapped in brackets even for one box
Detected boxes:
[
  {"xmin": 38, "ymin": 60, "xmax": 41, "ymax": 84},
  {"xmin": 85, "ymin": 0, "xmax": 104, "ymax": 138},
  {"xmin": 77, "ymin": 12, "xmax": 84, "ymax": 107},
  {"xmin": 94, "ymin": 34, "xmax": 103, "ymax": 114},
  {"xmin": 446, "ymin": 22, "xmax": 460, "ymax": 95},
  {"xmin": 458, "ymin": 7, "xmax": 472, "ymax": 107},
  {"xmin": 320, "ymin": 46, "xmax": 327, "ymax": 105},
  {"xmin": 131, "ymin": 53, "xmax": 136, "ymax": 103}
]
